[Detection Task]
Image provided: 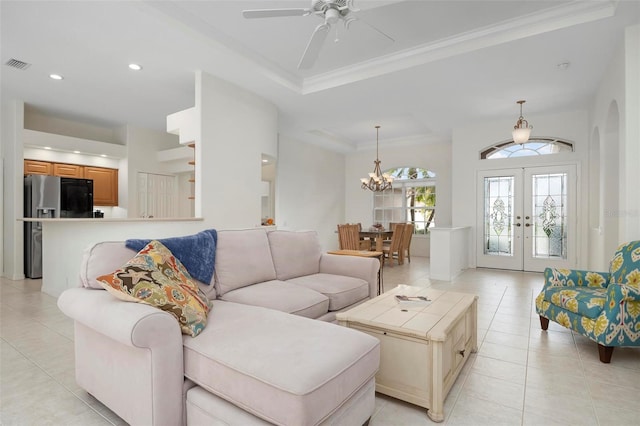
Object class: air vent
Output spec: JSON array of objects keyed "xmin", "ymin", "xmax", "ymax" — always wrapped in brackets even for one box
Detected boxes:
[{"xmin": 5, "ymin": 58, "xmax": 31, "ymax": 70}]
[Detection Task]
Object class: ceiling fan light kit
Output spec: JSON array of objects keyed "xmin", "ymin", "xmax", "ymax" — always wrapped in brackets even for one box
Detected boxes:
[
  {"xmin": 512, "ymin": 100, "xmax": 533, "ymax": 144},
  {"xmin": 242, "ymin": 0, "xmax": 392, "ymax": 70},
  {"xmin": 361, "ymin": 125, "xmax": 394, "ymax": 192}
]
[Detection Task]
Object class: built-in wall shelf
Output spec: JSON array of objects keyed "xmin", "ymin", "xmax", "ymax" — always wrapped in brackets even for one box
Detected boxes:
[{"xmin": 166, "ymin": 107, "xmax": 196, "ymax": 145}]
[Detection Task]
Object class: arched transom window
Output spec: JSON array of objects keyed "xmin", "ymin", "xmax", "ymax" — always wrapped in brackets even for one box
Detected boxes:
[{"xmin": 481, "ymin": 138, "xmax": 574, "ymax": 159}]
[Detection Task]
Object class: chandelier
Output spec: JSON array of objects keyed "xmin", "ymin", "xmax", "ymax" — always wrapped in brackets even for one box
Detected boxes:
[
  {"xmin": 512, "ymin": 100, "xmax": 533, "ymax": 144},
  {"xmin": 360, "ymin": 125, "xmax": 394, "ymax": 192}
]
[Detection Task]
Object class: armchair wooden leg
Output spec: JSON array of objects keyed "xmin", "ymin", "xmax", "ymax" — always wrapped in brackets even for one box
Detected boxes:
[
  {"xmin": 539, "ymin": 316, "xmax": 549, "ymax": 330},
  {"xmin": 598, "ymin": 344, "xmax": 614, "ymax": 363}
]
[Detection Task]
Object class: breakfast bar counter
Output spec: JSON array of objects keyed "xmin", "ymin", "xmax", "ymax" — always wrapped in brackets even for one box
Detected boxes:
[{"xmin": 19, "ymin": 217, "xmax": 205, "ymax": 297}]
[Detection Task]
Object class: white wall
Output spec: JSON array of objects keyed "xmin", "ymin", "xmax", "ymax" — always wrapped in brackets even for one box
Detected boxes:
[
  {"xmin": 276, "ymin": 134, "xmax": 345, "ymax": 251},
  {"xmin": 623, "ymin": 25, "xmax": 640, "ymax": 241},
  {"xmin": 1, "ymin": 100, "xmax": 25, "ymax": 279},
  {"xmin": 588, "ymin": 23, "xmax": 640, "ymax": 268},
  {"xmin": 124, "ymin": 125, "xmax": 183, "ymax": 218},
  {"xmin": 345, "ymin": 138, "xmax": 452, "ymax": 257},
  {"xmin": 452, "ymin": 110, "xmax": 590, "ymax": 268},
  {"xmin": 195, "ymin": 71, "xmax": 278, "ymax": 229}
]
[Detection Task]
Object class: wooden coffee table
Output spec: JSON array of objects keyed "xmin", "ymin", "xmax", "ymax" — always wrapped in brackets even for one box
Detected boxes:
[{"xmin": 336, "ymin": 285, "xmax": 478, "ymax": 422}]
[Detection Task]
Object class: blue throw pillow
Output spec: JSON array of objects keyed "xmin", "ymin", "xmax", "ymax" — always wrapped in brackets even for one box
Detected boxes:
[{"xmin": 125, "ymin": 229, "xmax": 217, "ymax": 285}]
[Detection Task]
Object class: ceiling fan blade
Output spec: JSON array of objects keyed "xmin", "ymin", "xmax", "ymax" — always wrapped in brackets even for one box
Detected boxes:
[
  {"xmin": 347, "ymin": 17, "xmax": 395, "ymax": 43},
  {"xmin": 242, "ymin": 8, "xmax": 310, "ymax": 19},
  {"xmin": 298, "ymin": 23, "xmax": 330, "ymax": 69}
]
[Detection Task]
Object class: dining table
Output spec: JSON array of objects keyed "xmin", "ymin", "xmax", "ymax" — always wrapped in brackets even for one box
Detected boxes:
[{"xmin": 359, "ymin": 230, "xmax": 393, "ymax": 252}]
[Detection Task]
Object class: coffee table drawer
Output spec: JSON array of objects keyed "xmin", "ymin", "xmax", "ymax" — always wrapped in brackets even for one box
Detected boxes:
[{"xmin": 351, "ymin": 326, "xmax": 432, "ymax": 408}]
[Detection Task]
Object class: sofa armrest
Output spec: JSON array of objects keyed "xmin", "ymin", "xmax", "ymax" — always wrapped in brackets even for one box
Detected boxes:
[
  {"xmin": 58, "ymin": 287, "xmax": 182, "ymax": 347},
  {"xmin": 544, "ymin": 267, "xmax": 610, "ymax": 289},
  {"xmin": 58, "ymin": 288, "xmax": 184, "ymax": 426},
  {"xmin": 319, "ymin": 254, "xmax": 380, "ymax": 298},
  {"xmin": 608, "ymin": 281, "xmax": 640, "ymax": 302}
]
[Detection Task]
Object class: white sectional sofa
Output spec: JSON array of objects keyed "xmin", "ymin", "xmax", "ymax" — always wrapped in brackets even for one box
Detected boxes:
[{"xmin": 58, "ymin": 228, "xmax": 381, "ymax": 426}]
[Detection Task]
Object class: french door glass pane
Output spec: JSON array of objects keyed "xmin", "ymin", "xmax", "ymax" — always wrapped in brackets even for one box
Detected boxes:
[
  {"xmin": 532, "ymin": 173, "xmax": 567, "ymax": 259},
  {"xmin": 484, "ymin": 176, "xmax": 514, "ymax": 256}
]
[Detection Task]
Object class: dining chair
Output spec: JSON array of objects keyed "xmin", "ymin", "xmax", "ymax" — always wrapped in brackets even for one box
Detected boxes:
[
  {"xmin": 382, "ymin": 224, "xmax": 405, "ymax": 266},
  {"xmin": 338, "ymin": 224, "xmax": 370, "ymax": 251},
  {"xmin": 399, "ymin": 223, "xmax": 414, "ymax": 263}
]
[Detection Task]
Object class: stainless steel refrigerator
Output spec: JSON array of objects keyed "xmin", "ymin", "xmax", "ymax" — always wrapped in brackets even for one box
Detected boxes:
[{"xmin": 24, "ymin": 175, "xmax": 94, "ymax": 278}]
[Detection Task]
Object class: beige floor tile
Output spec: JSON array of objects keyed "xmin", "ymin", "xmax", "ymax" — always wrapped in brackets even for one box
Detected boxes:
[
  {"xmin": 524, "ymin": 386, "xmax": 598, "ymax": 425},
  {"xmin": 446, "ymin": 393, "xmax": 523, "ymax": 426},
  {"xmin": 471, "ymin": 354, "xmax": 527, "ymax": 385},
  {"xmin": 478, "ymin": 341, "xmax": 529, "ymax": 365},
  {"xmin": 522, "ymin": 408, "xmax": 597, "ymax": 426},
  {"xmin": 484, "ymin": 330, "xmax": 530, "ymax": 350},
  {"xmin": 594, "ymin": 403, "xmax": 640, "ymax": 426},
  {"xmin": 369, "ymin": 394, "xmax": 430, "ymax": 425},
  {"xmin": 458, "ymin": 371, "xmax": 524, "ymax": 411},
  {"xmin": 525, "ymin": 364, "xmax": 588, "ymax": 393}
]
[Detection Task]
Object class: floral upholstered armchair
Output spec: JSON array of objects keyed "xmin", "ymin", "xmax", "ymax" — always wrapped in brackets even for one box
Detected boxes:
[{"xmin": 535, "ymin": 241, "xmax": 640, "ymax": 363}]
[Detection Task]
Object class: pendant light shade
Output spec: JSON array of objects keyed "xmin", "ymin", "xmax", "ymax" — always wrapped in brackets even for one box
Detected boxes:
[{"xmin": 512, "ymin": 100, "xmax": 533, "ymax": 144}]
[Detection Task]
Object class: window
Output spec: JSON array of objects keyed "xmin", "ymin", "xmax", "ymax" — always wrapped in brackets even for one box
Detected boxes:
[
  {"xmin": 481, "ymin": 138, "xmax": 573, "ymax": 159},
  {"xmin": 372, "ymin": 167, "xmax": 436, "ymax": 235}
]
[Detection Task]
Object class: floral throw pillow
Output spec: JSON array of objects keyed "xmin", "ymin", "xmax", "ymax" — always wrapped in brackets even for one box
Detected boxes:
[{"xmin": 96, "ymin": 240, "xmax": 211, "ymax": 337}]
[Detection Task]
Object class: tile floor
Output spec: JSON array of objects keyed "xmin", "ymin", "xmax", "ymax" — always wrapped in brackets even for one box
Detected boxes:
[{"xmin": 1, "ymin": 257, "xmax": 639, "ymax": 425}]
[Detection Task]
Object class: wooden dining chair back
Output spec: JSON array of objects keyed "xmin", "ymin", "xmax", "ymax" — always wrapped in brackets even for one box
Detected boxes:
[
  {"xmin": 338, "ymin": 224, "xmax": 370, "ymax": 250},
  {"xmin": 382, "ymin": 224, "xmax": 405, "ymax": 266},
  {"xmin": 400, "ymin": 223, "xmax": 414, "ymax": 263}
]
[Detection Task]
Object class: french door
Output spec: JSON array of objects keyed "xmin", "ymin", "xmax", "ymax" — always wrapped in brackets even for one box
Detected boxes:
[{"xmin": 476, "ymin": 165, "xmax": 576, "ymax": 272}]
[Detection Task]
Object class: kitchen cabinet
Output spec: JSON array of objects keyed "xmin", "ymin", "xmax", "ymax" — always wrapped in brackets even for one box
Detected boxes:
[
  {"xmin": 53, "ymin": 163, "xmax": 84, "ymax": 178},
  {"xmin": 23, "ymin": 159, "xmax": 119, "ymax": 206},
  {"xmin": 24, "ymin": 160, "xmax": 53, "ymax": 176},
  {"xmin": 84, "ymin": 166, "xmax": 118, "ymax": 206}
]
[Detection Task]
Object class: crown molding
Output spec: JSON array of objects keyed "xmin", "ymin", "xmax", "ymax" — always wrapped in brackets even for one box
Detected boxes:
[{"xmin": 301, "ymin": 0, "xmax": 617, "ymax": 94}]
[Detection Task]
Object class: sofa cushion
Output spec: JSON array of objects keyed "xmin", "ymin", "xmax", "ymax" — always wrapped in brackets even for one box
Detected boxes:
[
  {"xmin": 79, "ymin": 241, "xmax": 216, "ymax": 300},
  {"xmin": 96, "ymin": 241, "xmax": 211, "ymax": 337},
  {"xmin": 545, "ymin": 287, "xmax": 607, "ymax": 319},
  {"xmin": 183, "ymin": 301, "xmax": 380, "ymax": 426},
  {"xmin": 268, "ymin": 230, "xmax": 321, "ymax": 280},
  {"xmin": 214, "ymin": 229, "xmax": 277, "ymax": 296},
  {"xmin": 80, "ymin": 241, "xmax": 137, "ymax": 289},
  {"xmin": 287, "ymin": 273, "xmax": 370, "ymax": 311},
  {"xmin": 220, "ymin": 280, "xmax": 329, "ymax": 319},
  {"xmin": 125, "ymin": 229, "xmax": 217, "ymax": 285}
]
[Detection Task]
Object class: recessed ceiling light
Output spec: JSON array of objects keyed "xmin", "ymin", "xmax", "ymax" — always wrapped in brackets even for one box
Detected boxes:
[
  {"xmin": 73, "ymin": 150, "xmax": 80, "ymax": 154},
  {"xmin": 100, "ymin": 154, "xmax": 107, "ymax": 157},
  {"xmin": 43, "ymin": 146, "xmax": 52, "ymax": 150},
  {"xmin": 262, "ymin": 159, "xmax": 268, "ymax": 163},
  {"xmin": 557, "ymin": 62, "xmax": 570, "ymax": 70},
  {"xmin": 49, "ymin": 74, "xmax": 63, "ymax": 80},
  {"xmin": 128, "ymin": 63, "xmax": 142, "ymax": 71}
]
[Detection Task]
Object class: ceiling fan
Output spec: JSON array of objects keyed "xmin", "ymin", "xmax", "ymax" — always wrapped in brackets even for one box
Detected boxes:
[{"xmin": 242, "ymin": 0, "xmax": 394, "ymax": 69}]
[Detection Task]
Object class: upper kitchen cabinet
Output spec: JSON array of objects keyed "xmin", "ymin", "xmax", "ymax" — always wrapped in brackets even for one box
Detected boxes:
[
  {"xmin": 24, "ymin": 159, "xmax": 53, "ymax": 176},
  {"xmin": 53, "ymin": 163, "xmax": 84, "ymax": 178},
  {"xmin": 84, "ymin": 166, "xmax": 118, "ymax": 206}
]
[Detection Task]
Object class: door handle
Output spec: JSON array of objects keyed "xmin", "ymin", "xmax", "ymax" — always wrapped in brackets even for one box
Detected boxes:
[
  {"xmin": 525, "ymin": 223, "xmax": 531, "ymax": 227},
  {"xmin": 515, "ymin": 223, "xmax": 521, "ymax": 227},
  {"xmin": 458, "ymin": 349, "xmax": 465, "ymax": 358}
]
